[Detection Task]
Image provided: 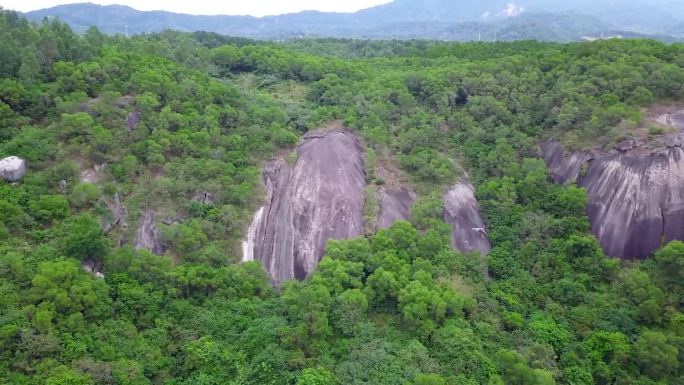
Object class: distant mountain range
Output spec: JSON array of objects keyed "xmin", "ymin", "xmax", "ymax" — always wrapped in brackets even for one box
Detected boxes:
[{"xmin": 22, "ymin": 1, "xmax": 684, "ymax": 42}]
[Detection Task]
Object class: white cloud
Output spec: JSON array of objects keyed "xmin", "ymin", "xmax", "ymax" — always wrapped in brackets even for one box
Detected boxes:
[{"xmin": 1, "ymin": 0, "xmax": 393, "ymax": 17}]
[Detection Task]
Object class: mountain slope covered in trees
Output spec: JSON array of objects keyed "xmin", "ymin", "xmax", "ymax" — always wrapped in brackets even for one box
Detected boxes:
[
  {"xmin": 0, "ymin": 8, "xmax": 683, "ymax": 385},
  {"xmin": 22, "ymin": 0, "xmax": 684, "ymax": 42}
]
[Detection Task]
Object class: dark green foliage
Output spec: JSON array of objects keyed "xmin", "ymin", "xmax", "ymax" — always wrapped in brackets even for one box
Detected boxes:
[
  {"xmin": 0, "ymin": 9, "xmax": 682, "ymax": 385},
  {"xmin": 62, "ymin": 214, "xmax": 109, "ymax": 262}
]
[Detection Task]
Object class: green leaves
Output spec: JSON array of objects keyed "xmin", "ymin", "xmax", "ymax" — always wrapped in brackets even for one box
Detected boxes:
[
  {"xmin": 28, "ymin": 259, "xmax": 111, "ymax": 332},
  {"xmin": 633, "ymin": 330, "xmax": 680, "ymax": 379},
  {"xmin": 61, "ymin": 214, "xmax": 109, "ymax": 262}
]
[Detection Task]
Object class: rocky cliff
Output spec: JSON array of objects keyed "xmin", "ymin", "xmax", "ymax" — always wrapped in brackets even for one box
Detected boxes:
[
  {"xmin": 541, "ymin": 108, "xmax": 684, "ymax": 259},
  {"xmin": 242, "ymin": 129, "xmax": 495, "ymax": 283},
  {"xmin": 443, "ymin": 179, "xmax": 492, "ymax": 255},
  {"xmin": 242, "ymin": 130, "xmax": 366, "ymax": 284}
]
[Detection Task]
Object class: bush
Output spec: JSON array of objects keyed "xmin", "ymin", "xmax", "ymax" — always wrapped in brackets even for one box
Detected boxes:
[{"xmin": 70, "ymin": 182, "xmax": 99, "ymax": 208}]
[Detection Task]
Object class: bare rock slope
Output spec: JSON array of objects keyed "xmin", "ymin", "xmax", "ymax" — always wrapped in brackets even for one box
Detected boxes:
[
  {"xmin": 376, "ymin": 186, "xmax": 415, "ymax": 230},
  {"xmin": 443, "ymin": 179, "xmax": 491, "ymax": 255},
  {"xmin": 134, "ymin": 209, "xmax": 165, "ymax": 255},
  {"xmin": 541, "ymin": 109, "xmax": 684, "ymax": 259},
  {"xmin": 242, "ymin": 131, "xmax": 366, "ymax": 284}
]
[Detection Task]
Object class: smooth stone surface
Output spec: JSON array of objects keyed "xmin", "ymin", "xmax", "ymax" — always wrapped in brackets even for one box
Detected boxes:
[
  {"xmin": 540, "ymin": 140, "xmax": 684, "ymax": 259},
  {"xmin": 376, "ymin": 186, "xmax": 415, "ymax": 230},
  {"xmin": 243, "ymin": 130, "xmax": 366, "ymax": 285},
  {"xmin": 443, "ymin": 179, "xmax": 491, "ymax": 256}
]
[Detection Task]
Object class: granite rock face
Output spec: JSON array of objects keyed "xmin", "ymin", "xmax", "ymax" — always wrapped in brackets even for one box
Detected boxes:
[
  {"xmin": 0, "ymin": 156, "xmax": 27, "ymax": 182},
  {"xmin": 126, "ymin": 110, "xmax": 140, "ymax": 130},
  {"xmin": 134, "ymin": 209, "xmax": 165, "ymax": 255},
  {"xmin": 242, "ymin": 131, "xmax": 366, "ymax": 284},
  {"xmin": 443, "ymin": 179, "xmax": 491, "ymax": 255},
  {"xmin": 540, "ymin": 134, "xmax": 684, "ymax": 259},
  {"xmin": 376, "ymin": 186, "xmax": 415, "ymax": 229}
]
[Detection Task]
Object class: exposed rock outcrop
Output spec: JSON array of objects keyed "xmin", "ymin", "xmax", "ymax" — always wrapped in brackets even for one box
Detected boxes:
[
  {"xmin": 376, "ymin": 186, "xmax": 415, "ymax": 229},
  {"xmin": 134, "ymin": 209, "xmax": 165, "ymax": 255},
  {"xmin": 193, "ymin": 191, "xmax": 215, "ymax": 205},
  {"xmin": 242, "ymin": 130, "xmax": 366, "ymax": 284},
  {"xmin": 102, "ymin": 193, "xmax": 129, "ymax": 246},
  {"xmin": 81, "ymin": 260, "xmax": 105, "ymax": 279},
  {"xmin": 126, "ymin": 110, "xmax": 140, "ymax": 130},
  {"xmin": 443, "ymin": 179, "xmax": 491, "ymax": 255},
  {"xmin": 655, "ymin": 109, "xmax": 684, "ymax": 130},
  {"xmin": 540, "ymin": 129, "xmax": 684, "ymax": 259},
  {"xmin": 0, "ymin": 156, "xmax": 27, "ymax": 182}
]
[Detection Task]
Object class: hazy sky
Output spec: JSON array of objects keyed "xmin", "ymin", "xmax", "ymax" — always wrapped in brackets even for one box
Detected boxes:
[{"xmin": 1, "ymin": 1, "xmax": 394, "ymax": 16}]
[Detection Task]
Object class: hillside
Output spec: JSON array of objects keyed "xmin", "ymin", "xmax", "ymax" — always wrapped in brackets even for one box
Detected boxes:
[
  {"xmin": 22, "ymin": 1, "xmax": 684, "ymax": 41},
  {"xmin": 0, "ymin": 8, "xmax": 683, "ymax": 385}
]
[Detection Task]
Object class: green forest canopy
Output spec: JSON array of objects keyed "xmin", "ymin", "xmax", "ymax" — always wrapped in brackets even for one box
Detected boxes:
[{"xmin": 0, "ymin": 9, "xmax": 682, "ymax": 385}]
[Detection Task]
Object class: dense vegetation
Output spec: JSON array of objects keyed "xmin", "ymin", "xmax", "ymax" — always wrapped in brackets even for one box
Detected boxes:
[{"xmin": 1, "ymin": 8, "xmax": 682, "ymax": 385}]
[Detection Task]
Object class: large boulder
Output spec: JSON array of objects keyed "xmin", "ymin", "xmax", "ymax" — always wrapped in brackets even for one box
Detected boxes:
[
  {"xmin": 0, "ymin": 156, "xmax": 27, "ymax": 182},
  {"xmin": 540, "ymin": 137, "xmax": 684, "ymax": 259},
  {"xmin": 376, "ymin": 186, "xmax": 415, "ymax": 230},
  {"xmin": 443, "ymin": 179, "xmax": 491, "ymax": 255},
  {"xmin": 242, "ymin": 130, "xmax": 366, "ymax": 284}
]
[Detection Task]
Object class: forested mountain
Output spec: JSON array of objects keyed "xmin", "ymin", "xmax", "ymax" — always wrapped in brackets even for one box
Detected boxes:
[
  {"xmin": 1, "ymin": 7, "xmax": 684, "ymax": 385},
  {"xmin": 23, "ymin": 0, "xmax": 684, "ymax": 42}
]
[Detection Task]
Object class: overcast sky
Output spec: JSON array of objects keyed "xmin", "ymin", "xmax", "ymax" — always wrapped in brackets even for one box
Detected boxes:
[{"xmin": 1, "ymin": 1, "xmax": 394, "ymax": 16}]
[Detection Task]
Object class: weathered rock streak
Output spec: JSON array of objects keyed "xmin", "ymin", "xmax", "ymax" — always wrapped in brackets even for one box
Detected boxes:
[
  {"xmin": 134, "ymin": 209, "xmax": 165, "ymax": 255},
  {"xmin": 541, "ymin": 135, "xmax": 684, "ymax": 259},
  {"xmin": 243, "ymin": 131, "xmax": 366, "ymax": 284},
  {"xmin": 443, "ymin": 179, "xmax": 491, "ymax": 255},
  {"xmin": 376, "ymin": 186, "xmax": 415, "ymax": 229}
]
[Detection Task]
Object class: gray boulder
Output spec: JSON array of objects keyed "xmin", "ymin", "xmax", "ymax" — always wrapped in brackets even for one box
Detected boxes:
[
  {"xmin": 0, "ymin": 156, "xmax": 27, "ymax": 182},
  {"xmin": 242, "ymin": 130, "xmax": 366, "ymax": 284},
  {"xmin": 443, "ymin": 179, "xmax": 491, "ymax": 255},
  {"xmin": 376, "ymin": 186, "xmax": 415, "ymax": 230},
  {"xmin": 540, "ymin": 140, "xmax": 684, "ymax": 259}
]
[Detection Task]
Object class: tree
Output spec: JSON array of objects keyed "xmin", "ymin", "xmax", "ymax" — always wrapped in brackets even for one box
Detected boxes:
[
  {"xmin": 281, "ymin": 278, "xmax": 333, "ymax": 356},
  {"xmin": 59, "ymin": 112, "xmax": 95, "ymax": 142},
  {"xmin": 29, "ymin": 195, "xmax": 69, "ymax": 223},
  {"xmin": 29, "ymin": 259, "xmax": 110, "ymax": 330},
  {"xmin": 494, "ymin": 350, "xmax": 554, "ymax": 385},
  {"xmin": 69, "ymin": 183, "xmax": 99, "ymax": 208},
  {"xmin": 431, "ymin": 323, "xmax": 497, "ymax": 381},
  {"xmin": 0, "ymin": 199, "xmax": 25, "ymax": 230},
  {"xmin": 296, "ymin": 368, "xmax": 335, "ymax": 385},
  {"xmin": 182, "ymin": 337, "xmax": 246, "ymax": 384},
  {"xmin": 45, "ymin": 366, "xmax": 93, "ymax": 385},
  {"xmin": 414, "ymin": 374, "xmax": 445, "ymax": 385},
  {"xmin": 633, "ymin": 330, "xmax": 679, "ymax": 379},
  {"xmin": 62, "ymin": 214, "xmax": 109, "ymax": 262},
  {"xmin": 654, "ymin": 241, "xmax": 684, "ymax": 291},
  {"xmin": 332, "ymin": 288, "xmax": 368, "ymax": 336}
]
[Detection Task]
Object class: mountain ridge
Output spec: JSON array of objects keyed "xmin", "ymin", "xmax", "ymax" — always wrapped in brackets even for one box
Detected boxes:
[{"xmin": 21, "ymin": 1, "xmax": 684, "ymax": 42}]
